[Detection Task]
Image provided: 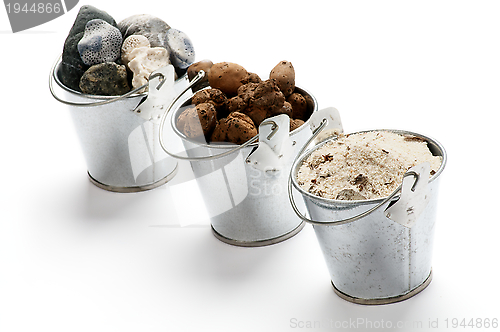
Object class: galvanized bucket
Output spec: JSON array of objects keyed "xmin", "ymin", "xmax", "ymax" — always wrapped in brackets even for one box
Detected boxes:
[
  {"xmin": 289, "ymin": 122, "xmax": 447, "ymax": 304},
  {"xmin": 159, "ymin": 72, "xmax": 319, "ymax": 246},
  {"xmin": 49, "ymin": 57, "xmax": 188, "ymax": 192}
]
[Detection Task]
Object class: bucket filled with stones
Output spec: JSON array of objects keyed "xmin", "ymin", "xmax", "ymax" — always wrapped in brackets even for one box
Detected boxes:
[
  {"xmin": 160, "ymin": 59, "xmax": 320, "ymax": 246},
  {"xmin": 50, "ymin": 5, "xmax": 195, "ymax": 192},
  {"xmin": 289, "ymin": 121, "xmax": 447, "ymax": 304}
]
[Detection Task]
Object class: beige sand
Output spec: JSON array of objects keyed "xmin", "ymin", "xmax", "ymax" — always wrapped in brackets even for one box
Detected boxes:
[{"xmin": 296, "ymin": 131, "xmax": 442, "ymax": 200}]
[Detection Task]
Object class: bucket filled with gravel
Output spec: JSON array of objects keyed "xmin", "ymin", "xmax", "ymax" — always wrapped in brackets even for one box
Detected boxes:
[
  {"xmin": 160, "ymin": 60, "xmax": 320, "ymax": 246},
  {"xmin": 49, "ymin": 5, "xmax": 195, "ymax": 192}
]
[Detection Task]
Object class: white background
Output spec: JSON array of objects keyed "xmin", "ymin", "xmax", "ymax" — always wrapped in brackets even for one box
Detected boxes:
[{"xmin": 1, "ymin": 1, "xmax": 499, "ymax": 331}]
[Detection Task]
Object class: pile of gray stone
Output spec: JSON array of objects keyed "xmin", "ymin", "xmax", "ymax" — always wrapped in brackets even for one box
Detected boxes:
[{"xmin": 59, "ymin": 5, "xmax": 195, "ymax": 95}]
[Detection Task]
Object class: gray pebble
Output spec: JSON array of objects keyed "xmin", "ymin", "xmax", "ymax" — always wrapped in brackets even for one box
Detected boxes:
[
  {"xmin": 60, "ymin": 31, "xmax": 87, "ymax": 91},
  {"xmin": 60, "ymin": 5, "xmax": 117, "ymax": 91},
  {"xmin": 165, "ymin": 28, "xmax": 195, "ymax": 70},
  {"xmin": 79, "ymin": 62, "xmax": 130, "ymax": 96},
  {"xmin": 68, "ymin": 5, "xmax": 117, "ymax": 36},
  {"xmin": 118, "ymin": 14, "xmax": 170, "ymax": 48}
]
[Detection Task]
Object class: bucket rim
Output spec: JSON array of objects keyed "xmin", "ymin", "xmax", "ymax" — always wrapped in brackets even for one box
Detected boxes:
[
  {"xmin": 52, "ymin": 56, "xmax": 188, "ymax": 101},
  {"xmin": 170, "ymin": 85, "xmax": 319, "ymax": 149},
  {"xmin": 290, "ymin": 128, "xmax": 447, "ymax": 208}
]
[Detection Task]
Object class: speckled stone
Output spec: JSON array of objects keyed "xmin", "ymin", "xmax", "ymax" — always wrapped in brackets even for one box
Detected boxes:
[
  {"xmin": 78, "ymin": 19, "xmax": 122, "ymax": 66},
  {"xmin": 79, "ymin": 62, "xmax": 130, "ymax": 96}
]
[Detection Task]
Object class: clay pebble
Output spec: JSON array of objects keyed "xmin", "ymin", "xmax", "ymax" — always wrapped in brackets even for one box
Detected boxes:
[
  {"xmin": 208, "ymin": 62, "xmax": 248, "ymax": 96},
  {"xmin": 290, "ymin": 118, "xmax": 305, "ymax": 132},
  {"xmin": 269, "ymin": 60, "xmax": 295, "ymax": 97},
  {"xmin": 287, "ymin": 92, "xmax": 308, "ymax": 120},
  {"xmin": 187, "ymin": 60, "xmax": 213, "ymax": 91},
  {"xmin": 177, "ymin": 103, "xmax": 217, "ymax": 141},
  {"xmin": 210, "ymin": 119, "xmax": 229, "ymax": 142},
  {"xmin": 192, "ymin": 88, "xmax": 227, "ymax": 116},
  {"xmin": 224, "ymin": 112, "xmax": 258, "ymax": 145},
  {"xmin": 248, "ymin": 79, "xmax": 285, "ymax": 113},
  {"xmin": 244, "ymin": 106, "xmax": 268, "ymax": 127}
]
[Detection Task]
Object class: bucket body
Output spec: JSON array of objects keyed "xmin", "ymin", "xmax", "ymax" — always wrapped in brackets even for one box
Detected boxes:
[
  {"xmin": 52, "ymin": 59, "xmax": 187, "ymax": 192},
  {"xmin": 291, "ymin": 130, "xmax": 446, "ymax": 304},
  {"xmin": 172, "ymin": 87, "xmax": 317, "ymax": 246}
]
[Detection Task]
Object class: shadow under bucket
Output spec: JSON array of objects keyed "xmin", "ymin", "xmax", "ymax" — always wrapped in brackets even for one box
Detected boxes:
[
  {"xmin": 49, "ymin": 57, "xmax": 188, "ymax": 192},
  {"xmin": 290, "ymin": 129, "xmax": 447, "ymax": 304},
  {"xmin": 162, "ymin": 80, "xmax": 318, "ymax": 246}
]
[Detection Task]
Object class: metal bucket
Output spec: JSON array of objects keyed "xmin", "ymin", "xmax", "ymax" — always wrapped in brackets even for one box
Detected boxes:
[
  {"xmin": 289, "ymin": 126, "xmax": 447, "ymax": 304},
  {"xmin": 160, "ymin": 74, "xmax": 318, "ymax": 246},
  {"xmin": 49, "ymin": 57, "xmax": 188, "ymax": 192}
]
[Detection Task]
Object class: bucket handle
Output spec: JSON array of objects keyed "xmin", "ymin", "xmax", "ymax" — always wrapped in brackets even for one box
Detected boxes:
[
  {"xmin": 49, "ymin": 55, "xmax": 167, "ymax": 107},
  {"xmin": 287, "ymin": 118, "xmax": 420, "ymax": 226},
  {"xmin": 158, "ymin": 71, "xmax": 281, "ymax": 161}
]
